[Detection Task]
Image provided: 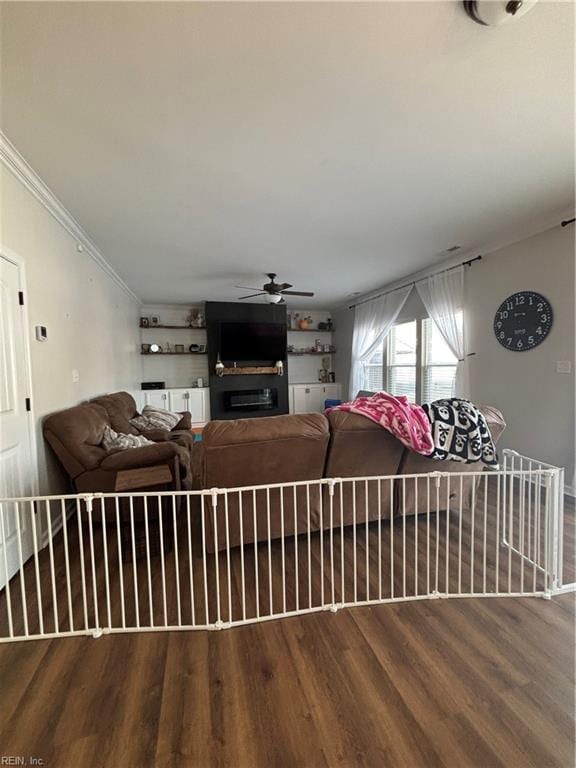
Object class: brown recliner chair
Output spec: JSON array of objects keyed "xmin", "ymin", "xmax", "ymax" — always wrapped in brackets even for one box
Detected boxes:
[
  {"xmin": 90, "ymin": 391, "xmax": 194, "ymax": 450},
  {"xmin": 202, "ymin": 413, "xmax": 330, "ymax": 551},
  {"xmin": 43, "ymin": 403, "xmax": 188, "ymax": 495}
]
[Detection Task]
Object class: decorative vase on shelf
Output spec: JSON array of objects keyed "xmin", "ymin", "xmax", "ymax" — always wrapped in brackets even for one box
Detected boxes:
[
  {"xmin": 215, "ymin": 356, "xmax": 225, "ymax": 377},
  {"xmin": 299, "ymin": 318, "xmax": 309, "ymax": 330}
]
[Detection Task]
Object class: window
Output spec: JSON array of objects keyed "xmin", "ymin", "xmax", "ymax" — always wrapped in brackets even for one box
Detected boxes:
[
  {"xmin": 386, "ymin": 320, "xmax": 417, "ymax": 401},
  {"xmin": 360, "ymin": 315, "xmax": 460, "ymax": 403},
  {"xmin": 421, "ymin": 318, "xmax": 459, "ymax": 402}
]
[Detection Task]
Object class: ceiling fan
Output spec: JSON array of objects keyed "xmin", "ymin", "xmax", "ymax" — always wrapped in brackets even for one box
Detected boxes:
[{"xmin": 236, "ymin": 273, "xmax": 315, "ymax": 304}]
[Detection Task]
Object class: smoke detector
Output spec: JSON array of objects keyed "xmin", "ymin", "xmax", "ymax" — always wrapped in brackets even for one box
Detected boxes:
[{"xmin": 463, "ymin": 1, "xmax": 539, "ymax": 26}]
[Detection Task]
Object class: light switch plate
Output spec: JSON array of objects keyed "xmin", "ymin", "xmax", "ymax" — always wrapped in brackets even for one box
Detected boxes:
[
  {"xmin": 556, "ymin": 361, "xmax": 572, "ymax": 374},
  {"xmin": 72, "ymin": 368, "xmax": 80, "ymax": 383}
]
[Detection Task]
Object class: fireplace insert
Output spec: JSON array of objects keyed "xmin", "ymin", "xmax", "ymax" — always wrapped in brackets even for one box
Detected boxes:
[{"xmin": 223, "ymin": 388, "xmax": 278, "ymax": 413}]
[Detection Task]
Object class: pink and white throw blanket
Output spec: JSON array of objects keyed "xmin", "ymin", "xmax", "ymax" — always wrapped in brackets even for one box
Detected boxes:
[{"xmin": 327, "ymin": 392, "xmax": 434, "ymax": 455}]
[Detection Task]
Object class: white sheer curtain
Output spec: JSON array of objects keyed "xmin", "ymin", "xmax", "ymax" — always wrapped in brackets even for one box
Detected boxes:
[
  {"xmin": 416, "ymin": 265, "xmax": 467, "ymax": 397},
  {"xmin": 349, "ymin": 285, "xmax": 412, "ymax": 398}
]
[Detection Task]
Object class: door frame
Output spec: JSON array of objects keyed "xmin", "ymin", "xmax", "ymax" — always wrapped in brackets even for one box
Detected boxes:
[{"xmin": 0, "ymin": 244, "xmax": 39, "ymax": 499}]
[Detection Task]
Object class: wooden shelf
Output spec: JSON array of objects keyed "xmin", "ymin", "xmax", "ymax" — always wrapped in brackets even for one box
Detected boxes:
[
  {"xmin": 141, "ymin": 351, "xmax": 207, "ymax": 356},
  {"xmin": 140, "ymin": 325, "xmax": 206, "ymax": 330},
  {"xmin": 288, "ymin": 328, "xmax": 334, "ymax": 333},
  {"xmin": 220, "ymin": 366, "xmax": 280, "ymax": 376},
  {"xmin": 288, "ymin": 350, "xmax": 335, "ymax": 356}
]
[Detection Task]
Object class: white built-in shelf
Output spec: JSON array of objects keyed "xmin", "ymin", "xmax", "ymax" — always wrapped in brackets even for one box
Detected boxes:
[
  {"xmin": 288, "ymin": 350, "xmax": 335, "ymax": 356},
  {"xmin": 140, "ymin": 325, "xmax": 206, "ymax": 330},
  {"xmin": 288, "ymin": 328, "xmax": 334, "ymax": 333},
  {"xmin": 141, "ymin": 351, "xmax": 208, "ymax": 356}
]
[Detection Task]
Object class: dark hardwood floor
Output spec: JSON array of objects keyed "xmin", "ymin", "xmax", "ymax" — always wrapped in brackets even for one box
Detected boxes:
[{"xmin": 0, "ymin": 492, "xmax": 574, "ymax": 767}]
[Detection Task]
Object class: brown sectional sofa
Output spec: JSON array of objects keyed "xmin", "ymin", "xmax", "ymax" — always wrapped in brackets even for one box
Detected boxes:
[
  {"xmin": 202, "ymin": 406, "xmax": 506, "ymax": 552},
  {"xmin": 43, "ymin": 392, "xmax": 505, "ymax": 556}
]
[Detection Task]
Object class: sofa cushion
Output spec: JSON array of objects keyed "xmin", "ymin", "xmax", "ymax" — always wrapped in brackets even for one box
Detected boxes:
[
  {"xmin": 324, "ymin": 410, "xmax": 405, "ymax": 478},
  {"xmin": 131, "ymin": 405, "xmax": 181, "ymax": 432},
  {"xmin": 90, "ymin": 391, "xmax": 140, "ymax": 435},
  {"xmin": 101, "ymin": 426, "xmax": 154, "ymax": 453},
  {"xmin": 203, "ymin": 412, "xmax": 329, "ymax": 488}
]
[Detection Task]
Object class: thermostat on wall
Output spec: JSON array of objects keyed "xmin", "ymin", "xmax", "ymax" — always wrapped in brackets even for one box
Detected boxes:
[{"xmin": 35, "ymin": 325, "xmax": 48, "ymax": 342}]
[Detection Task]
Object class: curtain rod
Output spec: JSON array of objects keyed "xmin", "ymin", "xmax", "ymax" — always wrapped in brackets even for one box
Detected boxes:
[
  {"xmin": 561, "ymin": 217, "xmax": 575, "ymax": 227},
  {"xmin": 348, "ymin": 255, "xmax": 482, "ymax": 310}
]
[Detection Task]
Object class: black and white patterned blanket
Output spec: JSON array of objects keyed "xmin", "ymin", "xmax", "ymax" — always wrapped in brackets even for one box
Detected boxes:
[{"xmin": 422, "ymin": 399, "xmax": 498, "ymax": 466}]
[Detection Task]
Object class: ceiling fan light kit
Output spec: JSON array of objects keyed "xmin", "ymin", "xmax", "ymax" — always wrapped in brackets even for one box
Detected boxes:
[{"xmin": 463, "ymin": 0, "xmax": 539, "ymax": 26}]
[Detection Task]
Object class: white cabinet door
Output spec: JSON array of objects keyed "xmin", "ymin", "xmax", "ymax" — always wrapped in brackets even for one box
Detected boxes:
[
  {"xmin": 322, "ymin": 384, "xmax": 341, "ymax": 402},
  {"xmin": 291, "ymin": 385, "xmax": 308, "ymax": 414},
  {"xmin": 168, "ymin": 389, "xmax": 189, "ymax": 414},
  {"xmin": 187, "ymin": 389, "xmax": 206, "ymax": 424},
  {"xmin": 144, "ymin": 390, "xmax": 169, "ymax": 409},
  {"xmin": 291, "ymin": 384, "xmax": 342, "ymax": 413},
  {"xmin": 132, "ymin": 390, "xmax": 145, "ymax": 412},
  {"xmin": 291, "ymin": 385, "xmax": 321, "ymax": 413}
]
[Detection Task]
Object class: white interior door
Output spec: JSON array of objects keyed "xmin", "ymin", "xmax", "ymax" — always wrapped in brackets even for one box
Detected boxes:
[{"xmin": 0, "ymin": 254, "xmax": 35, "ymax": 588}]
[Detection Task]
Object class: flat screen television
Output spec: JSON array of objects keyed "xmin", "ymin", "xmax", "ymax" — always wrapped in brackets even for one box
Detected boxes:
[{"xmin": 220, "ymin": 322, "xmax": 286, "ymax": 362}]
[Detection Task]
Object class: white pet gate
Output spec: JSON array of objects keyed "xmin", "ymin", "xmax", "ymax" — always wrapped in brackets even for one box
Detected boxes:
[{"xmin": 0, "ymin": 450, "xmax": 572, "ymax": 643}]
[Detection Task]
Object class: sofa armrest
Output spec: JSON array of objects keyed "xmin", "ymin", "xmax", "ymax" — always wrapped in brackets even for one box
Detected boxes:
[
  {"xmin": 174, "ymin": 411, "xmax": 192, "ymax": 430},
  {"xmin": 100, "ymin": 442, "xmax": 179, "ymax": 471}
]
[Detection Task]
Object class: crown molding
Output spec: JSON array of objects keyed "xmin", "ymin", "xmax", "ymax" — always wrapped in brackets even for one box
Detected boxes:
[{"xmin": 0, "ymin": 131, "xmax": 141, "ymax": 304}]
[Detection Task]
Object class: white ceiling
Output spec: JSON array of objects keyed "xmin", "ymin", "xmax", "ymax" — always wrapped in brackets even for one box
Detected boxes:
[{"xmin": 1, "ymin": 1, "xmax": 574, "ymax": 307}]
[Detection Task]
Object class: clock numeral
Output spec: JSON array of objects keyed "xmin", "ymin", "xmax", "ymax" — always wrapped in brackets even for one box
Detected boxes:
[
  {"xmin": 500, "ymin": 311, "xmax": 508, "ymax": 320},
  {"xmin": 528, "ymin": 336, "xmax": 534, "ymax": 345},
  {"xmin": 515, "ymin": 295, "xmax": 525, "ymax": 305},
  {"xmin": 516, "ymin": 340, "xmax": 523, "ymax": 349},
  {"xmin": 528, "ymin": 296, "xmax": 533, "ymax": 305},
  {"xmin": 540, "ymin": 314, "xmax": 547, "ymax": 323},
  {"xmin": 499, "ymin": 332, "xmax": 505, "ymax": 339},
  {"xmin": 536, "ymin": 327, "xmax": 542, "ymax": 335},
  {"xmin": 507, "ymin": 338, "xmax": 512, "ymax": 346},
  {"xmin": 537, "ymin": 303, "xmax": 543, "ymax": 312},
  {"xmin": 496, "ymin": 321, "xmax": 502, "ymax": 329},
  {"xmin": 506, "ymin": 301, "xmax": 513, "ymax": 310}
]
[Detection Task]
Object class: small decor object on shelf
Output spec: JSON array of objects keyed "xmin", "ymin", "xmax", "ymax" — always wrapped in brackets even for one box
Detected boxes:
[
  {"xmin": 315, "ymin": 338, "xmax": 322, "ymax": 352},
  {"xmin": 275, "ymin": 360, "xmax": 284, "ymax": 376},
  {"xmin": 196, "ymin": 377, "xmax": 204, "ymax": 388},
  {"xmin": 299, "ymin": 316, "xmax": 313, "ymax": 330},
  {"xmin": 149, "ymin": 343, "xmax": 162, "ymax": 354},
  {"xmin": 326, "ymin": 318, "xmax": 333, "ymax": 331},
  {"xmin": 197, "ymin": 343, "xmax": 206, "ymax": 353},
  {"xmin": 175, "ymin": 344, "xmax": 185, "ymax": 353},
  {"xmin": 141, "ymin": 343, "xmax": 150, "ymax": 353},
  {"xmin": 215, "ymin": 356, "xmax": 225, "ymax": 376},
  {"xmin": 140, "ymin": 317, "xmax": 149, "ymax": 328},
  {"xmin": 493, "ymin": 291, "xmax": 553, "ymax": 351},
  {"xmin": 150, "ymin": 315, "xmax": 160, "ymax": 327},
  {"xmin": 189, "ymin": 343, "xmax": 200, "ymax": 353},
  {"xmin": 329, "ymin": 371, "xmax": 336, "ymax": 383}
]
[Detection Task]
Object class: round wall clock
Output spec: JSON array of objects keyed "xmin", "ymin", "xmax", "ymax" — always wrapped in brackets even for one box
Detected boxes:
[{"xmin": 493, "ymin": 291, "xmax": 553, "ymax": 351}]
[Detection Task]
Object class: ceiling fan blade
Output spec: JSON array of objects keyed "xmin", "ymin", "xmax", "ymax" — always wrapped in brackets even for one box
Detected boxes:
[
  {"xmin": 238, "ymin": 292, "xmax": 266, "ymax": 300},
  {"xmin": 235, "ymin": 285, "xmax": 262, "ymax": 291},
  {"xmin": 280, "ymin": 290, "xmax": 315, "ymax": 297},
  {"xmin": 275, "ymin": 282, "xmax": 293, "ymax": 291}
]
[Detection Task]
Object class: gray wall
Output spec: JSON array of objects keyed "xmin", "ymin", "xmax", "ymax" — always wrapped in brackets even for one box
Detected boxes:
[
  {"xmin": 331, "ymin": 223, "xmax": 575, "ymax": 488},
  {"xmin": 467, "ymin": 224, "xmax": 575, "ymax": 488}
]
